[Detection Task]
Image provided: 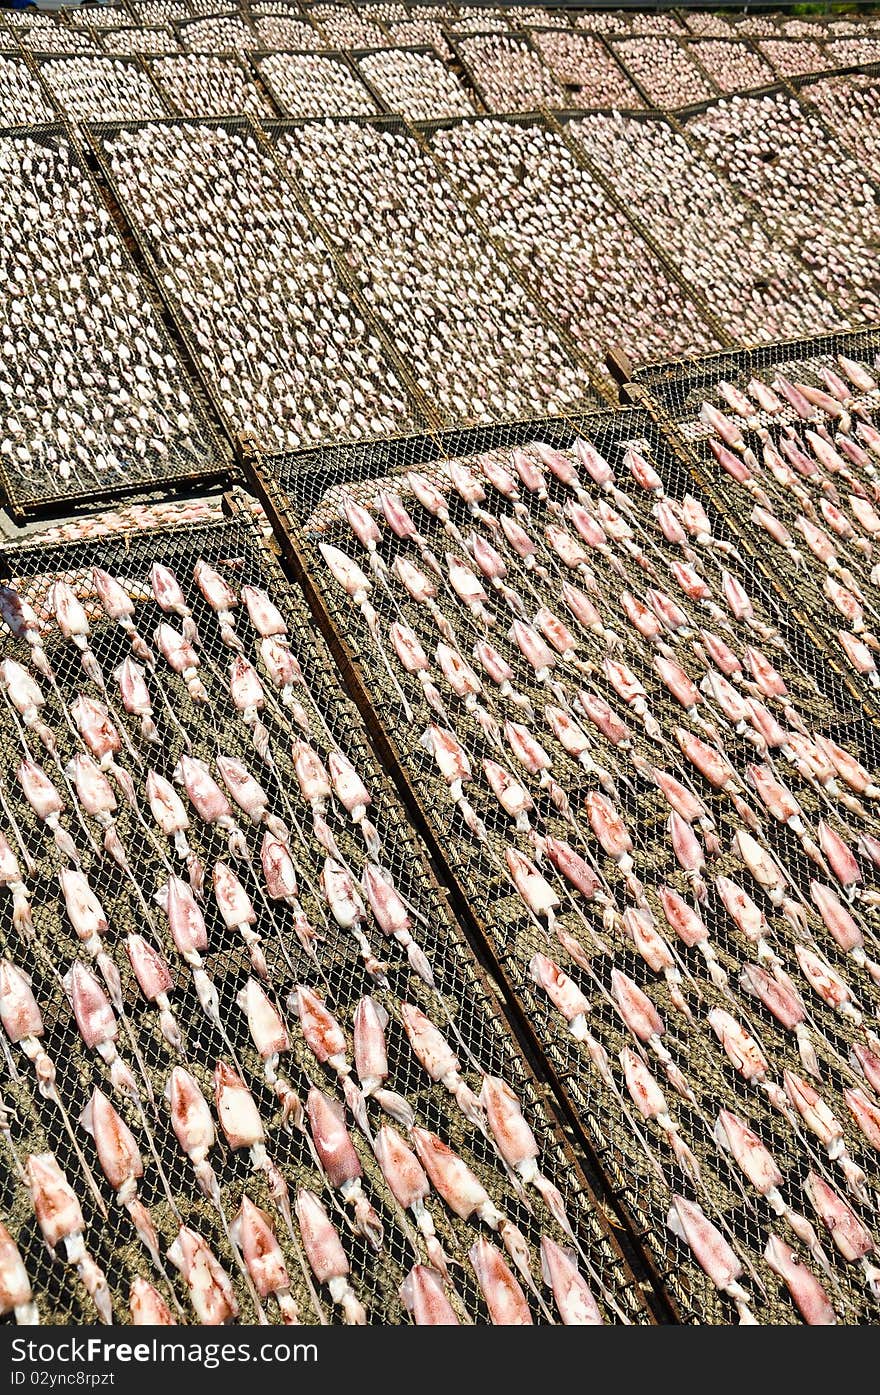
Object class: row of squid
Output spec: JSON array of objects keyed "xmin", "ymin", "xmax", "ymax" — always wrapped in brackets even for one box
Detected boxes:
[
  {"xmin": 315, "ymin": 419, "xmax": 880, "ymax": 1323},
  {"xmin": 696, "ymin": 352, "xmax": 880, "ymax": 697},
  {"xmin": 0, "ymin": 550, "xmax": 615, "ymax": 1325}
]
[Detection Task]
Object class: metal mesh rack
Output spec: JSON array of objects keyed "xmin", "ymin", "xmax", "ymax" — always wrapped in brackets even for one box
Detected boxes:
[
  {"xmin": 85, "ymin": 115, "xmax": 429, "ymax": 454},
  {"xmin": 0, "ymin": 50, "xmax": 58, "ymax": 125},
  {"xmin": 350, "ymin": 44, "xmax": 476, "ymax": 120},
  {"xmin": 680, "ymin": 36, "xmax": 776, "ymax": 95},
  {"xmin": 523, "ymin": 27, "xmax": 643, "ymax": 110},
  {"xmin": 787, "ymin": 63, "xmax": 880, "ymax": 185},
  {"xmin": 557, "ymin": 107, "xmax": 845, "ymax": 350},
  {"xmin": 36, "ymin": 54, "xmax": 170, "ymax": 122},
  {"xmin": 679, "ymin": 84, "xmax": 880, "ymax": 327},
  {"xmin": 0, "ymin": 508, "xmax": 649, "ymax": 1326},
  {"xmin": 606, "ymin": 33, "xmax": 721, "ymax": 109},
  {"xmin": 250, "ymin": 48, "xmax": 380, "ymax": 117},
  {"xmin": 175, "ymin": 13, "xmax": 260, "ymax": 52},
  {"xmin": 449, "ymin": 29, "xmax": 568, "ymax": 113},
  {"xmin": 148, "ymin": 50, "xmax": 278, "ymax": 117},
  {"xmin": 98, "ymin": 27, "xmax": 183, "ymax": 55},
  {"xmin": 266, "ymin": 113, "xmax": 601, "ymax": 426},
  {"xmin": 628, "ymin": 326, "xmax": 880, "ymax": 722},
  {"xmin": 247, "ymin": 410, "xmax": 880, "ymax": 1325},
  {"xmin": 0, "ymin": 121, "xmax": 229, "ymax": 520},
  {"xmin": 417, "ymin": 112, "xmax": 725, "ymax": 399}
]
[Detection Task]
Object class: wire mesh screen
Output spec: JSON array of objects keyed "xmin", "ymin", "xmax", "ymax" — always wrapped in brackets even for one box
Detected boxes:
[
  {"xmin": 418, "ymin": 113, "xmax": 724, "ymax": 401},
  {"xmin": 560, "ymin": 109, "xmax": 844, "ymax": 349},
  {"xmin": 793, "ymin": 65, "xmax": 880, "ymax": 185},
  {"xmin": 0, "ymin": 122, "xmax": 228, "ymax": 519},
  {"xmin": 250, "ymin": 409, "xmax": 880, "ymax": 1326},
  {"xmin": 268, "ymin": 115, "xmax": 601, "ymax": 428},
  {"xmin": 0, "ymin": 511, "xmax": 647, "ymax": 1327},
  {"xmin": 630, "ymin": 327, "xmax": 880, "ymax": 721},
  {"xmin": 680, "ymin": 86, "xmax": 880, "ymax": 326},
  {"xmin": 86, "ymin": 116, "xmax": 428, "ymax": 454}
]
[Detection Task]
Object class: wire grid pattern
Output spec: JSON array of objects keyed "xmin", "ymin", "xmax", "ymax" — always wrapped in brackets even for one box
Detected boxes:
[
  {"xmin": 562, "ymin": 109, "xmax": 843, "ymax": 349},
  {"xmin": 252, "ymin": 50, "xmax": 378, "ymax": 118},
  {"xmin": 98, "ymin": 27, "xmax": 183, "ymax": 55},
  {"xmin": 796, "ymin": 66, "xmax": 880, "ymax": 184},
  {"xmin": 525, "ymin": 29, "xmax": 642, "ymax": 109},
  {"xmin": 384, "ymin": 18, "xmax": 452, "ymax": 58},
  {"xmin": 0, "ymin": 54, "xmax": 57, "ymax": 125},
  {"xmin": 132, "ymin": 2, "xmax": 192, "ymax": 23},
  {"xmin": 682, "ymin": 88, "xmax": 880, "ymax": 327},
  {"xmin": 629, "ymin": 327, "xmax": 880, "ymax": 721},
  {"xmin": 306, "ymin": 5, "xmax": 388, "ymax": 50},
  {"xmin": 176, "ymin": 13, "xmax": 260, "ymax": 51},
  {"xmin": 270, "ymin": 116, "xmax": 599, "ymax": 427},
  {"xmin": 251, "ymin": 15, "xmax": 324, "ymax": 49},
  {"xmin": 148, "ymin": 52, "xmax": 275, "ymax": 117},
  {"xmin": 608, "ymin": 35, "xmax": 719, "ymax": 108},
  {"xmin": 0, "ymin": 123, "xmax": 228, "ymax": 519},
  {"xmin": 683, "ymin": 38, "xmax": 776, "ymax": 95},
  {"xmin": 353, "ymin": 46, "xmax": 475, "ymax": 120},
  {"xmin": 757, "ymin": 38, "xmax": 831, "ymax": 79},
  {"xmin": 253, "ymin": 410, "xmax": 880, "ymax": 1325},
  {"xmin": 0, "ymin": 512, "xmax": 646, "ymax": 1327},
  {"xmin": 18, "ymin": 31, "xmax": 103, "ymax": 56},
  {"xmin": 87, "ymin": 117, "xmax": 426, "ymax": 453},
  {"xmin": 825, "ymin": 36, "xmax": 880, "ymax": 66},
  {"xmin": 38, "ymin": 55, "xmax": 169, "ymax": 122},
  {"xmin": 453, "ymin": 32, "xmax": 568, "ymax": 112},
  {"xmin": 420, "ymin": 113, "xmax": 723, "ymax": 398}
]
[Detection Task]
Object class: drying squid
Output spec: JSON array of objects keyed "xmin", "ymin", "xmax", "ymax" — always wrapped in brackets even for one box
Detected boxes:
[
  {"xmin": 129, "ymin": 1278, "xmax": 176, "ymax": 1326},
  {"xmin": 294, "ymin": 1189, "xmax": 360, "ymax": 1325},
  {"xmin": 400, "ymin": 1264, "xmax": 462, "ymax": 1325},
  {"xmin": 0, "ymin": 829, "xmax": 33, "ymax": 941},
  {"xmin": 713, "ymin": 1109, "xmax": 830, "ymax": 1271},
  {"xmin": 213, "ymin": 1063, "xmax": 326, "ymax": 1320},
  {"xmin": 362, "ymin": 859, "xmax": 435, "ymax": 982},
  {"xmin": 0, "ymin": 957, "xmax": 106, "ymax": 1214},
  {"xmin": 213, "ymin": 860, "xmax": 267, "ymax": 978},
  {"xmin": 16, "ymin": 757, "xmax": 79, "ymax": 863},
  {"xmin": 146, "ymin": 770, "xmax": 202, "ymax": 893},
  {"xmin": 412, "ymin": 1128, "xmax": 551, "ymax": 1319},
  {"xmin": 784, "ymin": 1071, "xmax": 868, "ymax": 1203},
  {"xmin": 92, "ymin": 568, "xmax": 153, "ymax": 664},
  {"xmin": 291, "ymin": 984, "xmax": 370, "ymax": 1136},
  {"xmin": 125, "ymin": 934, "xmax": 183, "ymax": 1052},
  {"xmin": 321, "ymin": 542, "xmax": 413, "ymax": 718},
  {"xmin": 400, "ymin": 1002, "xmax": 482, "ymax": 1126},
  {"xmin": 51, "ymin": 580, "xmax": 105, "ymax": 689},
  {"xmin": 174, "ymin": 754, "xmax": 248, "ymax": 860},
  {"xmin": 708, "ymin": 1008, "xmax": 792, "ymax": 1119},
  {"xmin": 739, "ymin": 963, "xmax": 820, "ymax": 1078},
  {"xmin": 25, "ymin": 1152, "xmax": 111, "ymax": 1322},
  {"xmin": 321, "ymin": 857, "xmax": 387, "ymax": 982},
  {"xmin": 763, "ymin": 1235, "xmax": 837, "ymax": 1325},
  {"xmin": 306, "ymin": 1086, "xmax": 383, "ymax": 1251},
  {"xmin": 468, "ymin": 1237, "xmax": 534, "ymax": 1325},
  {"xmin": 666, "ymin": 1195, "xmax": 756, "ymax": 1324},
  {"xmin": 374, "ymin": 1125, "xmax": 452, "ymax": 1278},
  {"xmin": 620, "ymin": 1047, "xmax": 699, "ymax": 1182},
  {"xmin": 352, "ymin": 996, "xmax": 414, "ymax": 1129},
  {"xmin": 194, "ymin": 559, "xmax": 242, "ymax": 652},
  {"xmin": 805, "ymin": 1172, "xmax": 880, "ymax": 1297},
  {"xmin": 79, "ymin": 1086, "xmax": 178, "ymax": 1299},
  {"xmin": 0, "ymin": 1221, "xmax": 38, "ymax": 1325}
]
